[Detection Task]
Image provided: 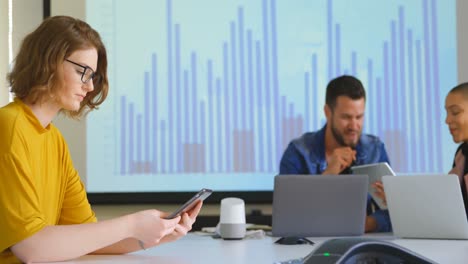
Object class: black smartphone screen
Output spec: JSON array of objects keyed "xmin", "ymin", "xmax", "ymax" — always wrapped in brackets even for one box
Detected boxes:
[{"xmin": 165, "ymin": 188, "xmax": 213, "ymax": 219}]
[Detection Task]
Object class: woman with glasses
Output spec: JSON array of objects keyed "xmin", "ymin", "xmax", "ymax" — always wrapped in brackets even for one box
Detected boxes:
[{"xmin": 0, "ymin": 16, "xmax": 202, "ymax": 263}]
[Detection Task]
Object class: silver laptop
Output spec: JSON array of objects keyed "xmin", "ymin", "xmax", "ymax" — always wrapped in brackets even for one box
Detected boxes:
[
  {"xmin": 351, "ymin": 162, "xmax": 396, "ymax": 209},
  {"xmin": 272, "ymin": 174, "xmax": 368, "ymax": 237},
  {"xmin": 383, "ymin": 174, "xmax": 468, "ymax": 240}
]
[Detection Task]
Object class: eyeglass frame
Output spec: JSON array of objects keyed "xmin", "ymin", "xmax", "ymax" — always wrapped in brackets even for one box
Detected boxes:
[{"xmin": 65, "ymin": 59, "xmax": 98, "ymax": 84}]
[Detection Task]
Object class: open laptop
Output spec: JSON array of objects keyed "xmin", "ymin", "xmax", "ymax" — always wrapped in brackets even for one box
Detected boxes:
[
  {"xmin": 272, "ymin": 174, "xmax": 368, "ymax": 237},
  {"xmin": 383, "ymin": 174, "xmax": 468, "ymax": 240},
  {"xmin": 351, "ymin": 162, "xmax": 396, "ymax": 209}
]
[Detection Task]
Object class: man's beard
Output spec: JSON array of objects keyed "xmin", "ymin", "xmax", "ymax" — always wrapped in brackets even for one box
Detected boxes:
[{"xmin": 330, "ymin": 121, "xmax": 359, "ymax": 149}]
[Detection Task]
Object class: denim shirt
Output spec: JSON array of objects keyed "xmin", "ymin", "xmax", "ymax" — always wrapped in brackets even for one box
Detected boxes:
[{"xmin": 279, "ymin": 124, "xmax": 392, "ymax": 232}]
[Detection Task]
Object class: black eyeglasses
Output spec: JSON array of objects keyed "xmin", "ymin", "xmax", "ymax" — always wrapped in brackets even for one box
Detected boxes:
[{"xmin": 65, "ymin": 59, "xmax": 98, "ymax": 84}]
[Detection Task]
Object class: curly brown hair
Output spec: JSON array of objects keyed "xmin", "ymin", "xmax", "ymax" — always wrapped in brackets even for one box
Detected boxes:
[{"xmin": 7, "ymin": 15, "xmax": 108, "ymax": 118}]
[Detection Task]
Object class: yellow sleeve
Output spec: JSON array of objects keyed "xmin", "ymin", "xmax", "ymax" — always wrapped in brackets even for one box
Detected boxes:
[
  {"xmin": 58, "ymin": 143, "xmax": 96, "ymax": 225},
  {"xmin": 59, "ymin": 170, "xmax": 97, "ymax": 224},
  {"xmin": 0, "ymin": 153, "xmax": 46, "ymax": 252}
]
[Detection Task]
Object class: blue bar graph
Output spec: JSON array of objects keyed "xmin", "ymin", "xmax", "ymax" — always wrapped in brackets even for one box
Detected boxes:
[{"xmin": 87, "ymin": 0, "xmax": 456, "ymax": 189}]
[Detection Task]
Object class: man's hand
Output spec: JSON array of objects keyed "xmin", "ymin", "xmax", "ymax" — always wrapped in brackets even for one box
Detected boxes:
[{"xmin": 323, "ymin": 147, "xmax": 356, "ymax": 175}]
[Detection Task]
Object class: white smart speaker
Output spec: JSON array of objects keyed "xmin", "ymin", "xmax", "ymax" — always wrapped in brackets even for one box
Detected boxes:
[{"xmin": 219, "ymin": 197, "xmax": 246, "ymax": 240}]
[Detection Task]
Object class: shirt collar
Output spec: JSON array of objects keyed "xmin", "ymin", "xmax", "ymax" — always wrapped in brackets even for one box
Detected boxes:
[{"xmin": 14, "ymin": 97, "xmax": 51, "ymax": 134}]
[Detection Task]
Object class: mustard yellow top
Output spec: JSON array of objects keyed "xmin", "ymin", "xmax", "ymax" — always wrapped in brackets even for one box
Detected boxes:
[{"xmin": 0, "ymin": 98, "xmax": 96, "ymax": 263}]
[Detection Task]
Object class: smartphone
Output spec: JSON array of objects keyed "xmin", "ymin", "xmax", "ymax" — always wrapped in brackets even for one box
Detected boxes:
[{"xmin": 165, "ymin": 188, "xmax": 213, "ymax": 219}]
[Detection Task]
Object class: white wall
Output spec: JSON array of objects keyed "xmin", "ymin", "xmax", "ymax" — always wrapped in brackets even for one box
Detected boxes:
[
  {"xmin": 0, "ymin": 0, "xmax": 43, "ymax": 107},
  {"xmin": 51, "ymin": 0, "xmax": 85, "ymax": 19},
  {"xmin": 0, "ymin": 1, "xmax": 8, "ymax": 107}
]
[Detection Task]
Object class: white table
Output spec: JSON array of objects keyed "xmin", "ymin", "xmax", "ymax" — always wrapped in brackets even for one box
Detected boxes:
[{"xmin": 39, "ymin": 233, "xmax": 468, "ymax": 264}]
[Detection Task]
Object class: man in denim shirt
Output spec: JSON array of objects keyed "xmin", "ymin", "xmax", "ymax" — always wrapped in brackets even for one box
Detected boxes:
[{"xmin": 279, "ymin": 75, "xmax": 391, "ymax": 232}]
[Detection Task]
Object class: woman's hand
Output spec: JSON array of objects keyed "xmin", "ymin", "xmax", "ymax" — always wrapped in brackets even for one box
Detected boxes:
[
  {"xmin": 129, "ymin": 209, "xmax": 181, "ymax": 247},
  {"xmin": 372, "ymin": 181, "xmax": 387, "ymax": 206},
  {"xmin": 159, "ymin": 200, "xmax": 203, "ymax": 244}
]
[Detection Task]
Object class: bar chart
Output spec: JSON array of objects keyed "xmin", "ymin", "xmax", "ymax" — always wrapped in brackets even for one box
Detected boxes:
[{"xmin": 86, "ymin": 0, "xmax": 456, "ymax": 192}]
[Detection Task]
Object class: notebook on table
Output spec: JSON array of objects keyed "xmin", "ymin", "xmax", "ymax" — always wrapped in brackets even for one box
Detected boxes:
[
  {"xmin": 383, "ymin": 174, "xmax": 468, "ymax": 240},
  {"xmin": 272, "ymin": 174, "xmax": 368, "ymax": 237}
]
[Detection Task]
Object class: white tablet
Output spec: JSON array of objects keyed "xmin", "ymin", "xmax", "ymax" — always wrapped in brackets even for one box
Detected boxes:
[{"xmin": 351, "ymin": 162, "xmax": 396, "ymax": 209}]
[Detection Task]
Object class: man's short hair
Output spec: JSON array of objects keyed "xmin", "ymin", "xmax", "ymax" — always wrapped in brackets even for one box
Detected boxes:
[
  {"xmin": 325, "ymin": 75, "xmax": 366, "ymax": 110},
  {"xmin": 449, "ymin": 82, "xmax": 468, "ymax": 98}
]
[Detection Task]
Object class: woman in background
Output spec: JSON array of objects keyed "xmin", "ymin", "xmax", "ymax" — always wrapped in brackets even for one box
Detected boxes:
[
  {"xmin": 374, "ymin": 82, "xmax": 468, "ymax": 216},
  {"xmin": 0, "ymin": 16, "xmax": 201, "ymax": 263},
  {"xmin": 444, "ymin": 82, "xmax": 468, "ymax": 217}
]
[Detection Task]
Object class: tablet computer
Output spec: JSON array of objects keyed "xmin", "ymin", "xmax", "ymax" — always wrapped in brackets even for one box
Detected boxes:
[{"xmin": 351, "ymin": 162, "xmax": 396, "ymax": 209}]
